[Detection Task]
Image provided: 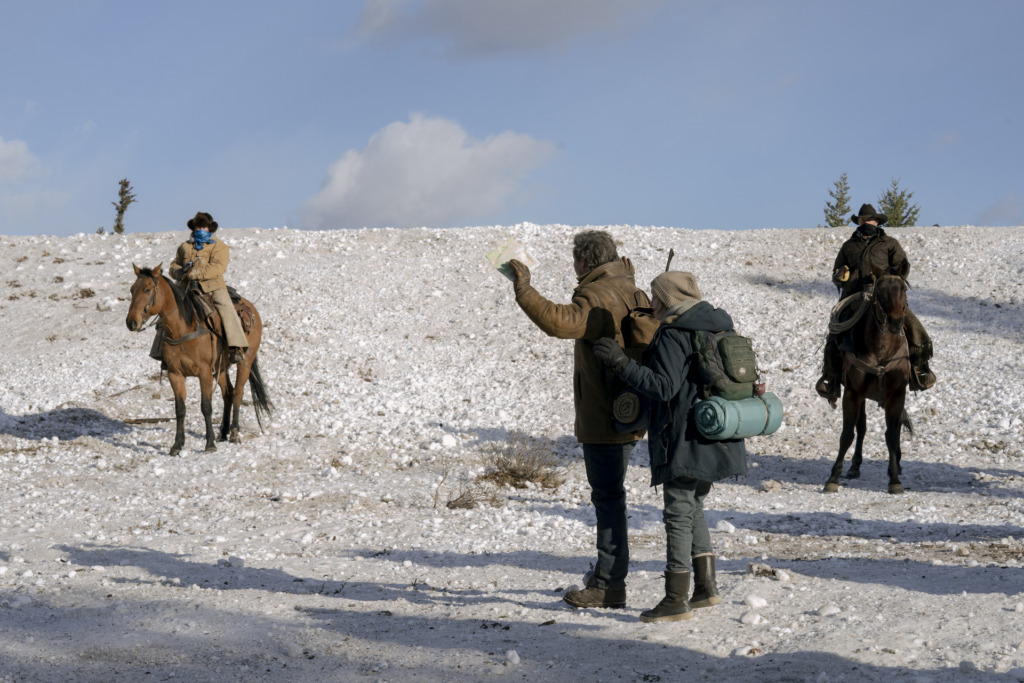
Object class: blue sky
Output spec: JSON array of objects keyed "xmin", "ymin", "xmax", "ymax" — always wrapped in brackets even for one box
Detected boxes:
[{"xmin": 2, "ymin": 0, "xmax": 1022, "ymax": 236}]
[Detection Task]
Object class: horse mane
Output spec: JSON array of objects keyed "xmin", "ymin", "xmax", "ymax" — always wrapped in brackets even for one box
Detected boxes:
[
  {"xmin": 138, "ymin": 267, "xmax": 195, "ymax": 326},
  {"xmin": 163, "ymin": 276, "xmax": 196, "ymax": 326}
]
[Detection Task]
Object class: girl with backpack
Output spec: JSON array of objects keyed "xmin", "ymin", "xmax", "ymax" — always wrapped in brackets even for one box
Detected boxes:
[{"xmin": 593, "ymin": 271, "xmax": 747, "ymax": 622}]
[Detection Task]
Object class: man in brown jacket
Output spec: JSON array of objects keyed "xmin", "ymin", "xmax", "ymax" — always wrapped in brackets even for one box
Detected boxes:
[
  {"xmin": 509, "ymin": 230, "xmax": 649, "ymax": 609},
  {"xmin": 151, "ymin": 212, "xmax": 249, "ymax": 365}
]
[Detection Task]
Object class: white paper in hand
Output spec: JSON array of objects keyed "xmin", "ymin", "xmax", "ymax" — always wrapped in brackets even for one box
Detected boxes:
[{"xmin": 485, "ymin": 237, "xmax": 539, "ymax": 281}]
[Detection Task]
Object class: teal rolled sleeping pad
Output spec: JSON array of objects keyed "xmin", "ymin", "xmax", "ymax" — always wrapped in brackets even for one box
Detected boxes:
[{"xmin": 694, "ymin": 392, "xmax": 784, "ymax": 440}]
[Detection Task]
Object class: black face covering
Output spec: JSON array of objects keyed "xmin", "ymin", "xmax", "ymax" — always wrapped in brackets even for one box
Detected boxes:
[{"xmin": 856, "ymin": 223, "xmax": 878, "ymax": 238}]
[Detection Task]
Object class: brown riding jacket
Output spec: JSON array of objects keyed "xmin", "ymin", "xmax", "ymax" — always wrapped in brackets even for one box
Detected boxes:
[
  {"xmin": 515, "ymin": 260, "xmax": 650, "ymax": 445},
  {"xmin": 832, "ymin": 228, "xmax": 909, "ymax": 299},
  {"xmin": 169, "ymin": 237, "xmax": 230, "ymax": 292}
]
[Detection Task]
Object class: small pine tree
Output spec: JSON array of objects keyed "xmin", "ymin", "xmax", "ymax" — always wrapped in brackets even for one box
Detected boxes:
[
  {"xmin": 111, "ymin": 178, "xmax": 138, "ymax": 235},
  {"xmin": 877, "ymin": 177, "xmax": 920, "ymax": 227},
  {"xmin": 823, "ymin": 172, "xmax": 852, "ymax": 227}
]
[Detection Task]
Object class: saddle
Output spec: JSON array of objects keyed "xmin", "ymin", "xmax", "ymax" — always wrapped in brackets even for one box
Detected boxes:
[{"xmin": 186, "ymin": 284, "xmax": 254, "ymax": 341}]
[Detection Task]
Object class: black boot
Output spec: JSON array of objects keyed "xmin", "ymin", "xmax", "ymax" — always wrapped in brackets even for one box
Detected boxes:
[
  {"xmin": 690, "ymin": 555, "xmax": 722, "ymax": 609},
  {"xmin": 639, "ymin": 571, "xmax": 693, "ymax": 623},
  {"xmin": 815, "ymin": 341, "xmax": 842, "ymax": 400},
  {"xmin": 563, "ymin": 576, "xmax": 626, "ymax": 609},
  {"xmin": 909, "ymin": 341, "xmax": 936, "ymax": 391}
]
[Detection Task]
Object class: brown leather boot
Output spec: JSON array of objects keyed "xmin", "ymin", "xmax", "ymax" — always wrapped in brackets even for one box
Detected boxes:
[
  {"xmin": 639, "ymin": 571, "xmax": 693, "ymax": 623},
  {"xmin": 563, "ymin": 577, "xmax": 626, "ymax": 609},
  {"xmin": 690, "ymin": 555, "xmax": 722, "ymax": 609}
]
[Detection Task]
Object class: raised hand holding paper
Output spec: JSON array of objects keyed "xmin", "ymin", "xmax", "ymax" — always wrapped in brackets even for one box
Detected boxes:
[{"xmin": 485, "ymin": 237, "xmax": 539, "ymax": 281}]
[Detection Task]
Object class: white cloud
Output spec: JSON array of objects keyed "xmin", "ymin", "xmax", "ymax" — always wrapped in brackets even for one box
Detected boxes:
[
  {"xmin": 0, "ymin": 136, "xmax": 37, "ymax": 183},
  {"xmin": 302, "ymin": 114, "xmax": 556, "ymax": 229},
  {"xmin": 975, "ymin": 193, "xmax": 1022, "ymax": 227},
  {"xmin": 354, "ymin": 0, "xmax": 662, "ymax": 57}
]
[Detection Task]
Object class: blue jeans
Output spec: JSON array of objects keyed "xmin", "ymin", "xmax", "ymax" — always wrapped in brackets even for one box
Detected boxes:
[
  {"xmin": 663, "ymin": 476, "xmax": 713, "ymax": 573},
  {"xmin": 582, "ymin": 442, "xmax": 635, "ymax": 588}
]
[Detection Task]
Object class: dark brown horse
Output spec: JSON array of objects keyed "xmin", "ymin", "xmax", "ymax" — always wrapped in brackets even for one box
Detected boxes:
[
  {"xmin": 824, "ymin": 265, "xmax": 914, "ymax": 494},
  {"xmin": 125, "ymin": 264, "xmax": 272, "ymax": 455}
]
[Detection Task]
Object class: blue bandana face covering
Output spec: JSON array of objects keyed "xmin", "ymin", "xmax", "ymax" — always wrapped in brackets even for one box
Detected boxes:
[{"xmin": 192, "ymin": 229, "xmax": 212, "ymax": 250}]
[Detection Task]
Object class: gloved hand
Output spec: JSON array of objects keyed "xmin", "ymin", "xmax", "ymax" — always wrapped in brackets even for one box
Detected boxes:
[
  {"xmin": 508, "ymin": 259, "xmax": 530, "ymax": 295},
  {"xmin": 593, "ymin": 337, "xmax": 630, "ymax": 374}
]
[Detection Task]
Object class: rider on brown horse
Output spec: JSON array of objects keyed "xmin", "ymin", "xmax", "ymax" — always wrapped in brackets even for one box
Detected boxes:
[
  {"xmin": 150, "ymin": 212, "xmax": 249, "ymax": 365},
  {"xmin": 815, "ymin": 203, "xmax": 936, "ymax": 400}
]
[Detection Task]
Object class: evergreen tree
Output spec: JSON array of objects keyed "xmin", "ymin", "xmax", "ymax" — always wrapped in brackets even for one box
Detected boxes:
[
  {"xmin": 823, "ymin": 172, "xmax": 852, "ymax": 227},
  {"xmin": 112, "ymin": 178, "xmax": 138, "ymax": 235},
  {"xmin": 877, "ymin": 177, "xmax": 920, "ymax": 227}
]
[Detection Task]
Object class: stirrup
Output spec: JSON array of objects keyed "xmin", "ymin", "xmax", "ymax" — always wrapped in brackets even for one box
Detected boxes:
[
  {"xmin": 229, "ymin": 348, "xmax": 245, "ymax": 364},
  {"xmin": 815, "ymin": 376, "xmax": 840, "ymax": 400}
]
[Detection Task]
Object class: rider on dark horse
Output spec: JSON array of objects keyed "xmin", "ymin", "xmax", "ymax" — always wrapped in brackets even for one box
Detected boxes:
[{"xmin": 815, "ymin": 203, "xmax": 936, "ymax": 400}]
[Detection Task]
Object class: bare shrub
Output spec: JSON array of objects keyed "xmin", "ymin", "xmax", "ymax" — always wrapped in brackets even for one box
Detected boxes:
[
  {"xmin": 432, "ymin": 454, "xmax": 505, "ymax": 510},
  {"xmin": 479, "ymin": 431, "xmax": 565, "ymax": 490},
  {"xmin": 75, "ymin": 288, "xmax": 96, "ymax": 299},
  {"xmin": 446, "ymin": 486, "xmax": 502, "ymax": 510}
]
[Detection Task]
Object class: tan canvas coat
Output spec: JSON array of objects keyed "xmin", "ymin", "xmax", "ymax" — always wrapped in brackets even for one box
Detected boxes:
[
  {"xmin": 170, "ymin": 238, "xmax": 230, "ymax": 292},
  {"xmin": 515, "ymin": 260, "xmax": 649, "ymax": 444}
]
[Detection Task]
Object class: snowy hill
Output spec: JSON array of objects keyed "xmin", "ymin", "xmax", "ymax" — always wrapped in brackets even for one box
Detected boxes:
[{"xmin": 1, "ymin": 223, "xmax": 1023, "ymax": 681}]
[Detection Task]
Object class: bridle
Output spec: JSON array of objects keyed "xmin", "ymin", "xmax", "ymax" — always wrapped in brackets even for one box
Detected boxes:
[
  {"xmin": 870, "ymin": 274, "xmax": 907, "ymax": 335},
  {"xmin": 131, "ymin": 274, "xmax": 161, "ymax": 331}
]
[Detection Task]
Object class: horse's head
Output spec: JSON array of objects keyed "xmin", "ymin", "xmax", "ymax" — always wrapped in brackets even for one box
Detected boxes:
[
  {"xmin": 126, "ymin": 263, "xmax": 165, "ymax": 331},
  {"xmin": 870, "ymin": 264, "xmax": 908, "ymax": 334}
]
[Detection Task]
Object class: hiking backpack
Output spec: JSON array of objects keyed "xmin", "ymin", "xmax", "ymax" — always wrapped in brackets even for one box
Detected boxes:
[{"xmin": 693, "ymin": 330, "xmax": 760, "ymax": 401}]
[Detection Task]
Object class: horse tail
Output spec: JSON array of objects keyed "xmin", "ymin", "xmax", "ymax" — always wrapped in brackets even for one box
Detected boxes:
[
  {"xmin": 247, "ymin": 355, "xmax": 274, "ymax": 431},
  {"xmin": 900, "ymin": 409, "xmax": 914, "ymax": 438}
]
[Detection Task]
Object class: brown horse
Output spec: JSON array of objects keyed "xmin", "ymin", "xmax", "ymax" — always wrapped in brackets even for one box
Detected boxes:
[
  {"xmin": 125, "ymin": 264, "xmax": 273, "ymax": 455},
  {"xmin": 824, "ymin": 265, "xmax": 914, "ymax": 495}
]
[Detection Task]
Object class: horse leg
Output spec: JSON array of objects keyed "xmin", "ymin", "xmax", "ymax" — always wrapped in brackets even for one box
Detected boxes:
[
  {"xmin": 229, "ymin": 359, "xmax": 252, "ymax": 443},
  {"xmin": 169, "ymin": 373, "xmax": 187, "ymax": 456},
  {"xmin": 218, "ymin": 371, "xmax": 232, "ymax": 442},
  {"xmin": 884, "ymin": 396, "xmax": 907, "ymax": 494},
  {"xmin": 825, "ymin": 390, "xmax": 863, "ymax": 492},
  {"xmin": 199, "ymin": 372, "xmax": 217, "ymax": 452},
  {"xmin": 845, "ymin": 406, "xmax": 868, "ymax": 479}
]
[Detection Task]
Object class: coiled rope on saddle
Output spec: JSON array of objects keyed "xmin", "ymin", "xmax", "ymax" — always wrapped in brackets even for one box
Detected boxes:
[{"xmin": 827, "ymin": 291, "xmax": 871, "ymax": 335}]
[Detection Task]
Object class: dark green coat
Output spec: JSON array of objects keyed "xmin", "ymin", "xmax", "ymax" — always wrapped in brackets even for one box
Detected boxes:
[
  {"xmin": 833, "ymin": 228, "xmax": 909, "ymax": 298},
  {"xmin": 618, "ymin": 301, "xmax": 748, "ymax": 486}
]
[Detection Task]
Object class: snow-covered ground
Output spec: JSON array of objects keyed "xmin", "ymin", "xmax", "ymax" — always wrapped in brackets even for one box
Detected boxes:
[{"xmin": 1, "ymin": 223, "xmax": 1023, "ymax": 682}]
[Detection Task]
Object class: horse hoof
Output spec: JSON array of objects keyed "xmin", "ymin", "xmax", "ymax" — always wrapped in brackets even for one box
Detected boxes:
[
  {"xmin": 844, "ymin": 469, "xmax": 861, "ymax": 480},
  {"xmin": 823, "ymin": 482, "xmax": 840, "ymax": 493},
  {"xmin": 205, "ymin": 444, "xmax": 217, "ymax": 452},
  {"xmin": 888, "ymin": 484, "xmax": 904, "ymax": 495},
  {"xmin": 169, "ymin": 448, "xmax": 181, "ymax": 457},
  {"xmin": 229, "ymin": 430, "xmax": 241, "ymax": 444}
]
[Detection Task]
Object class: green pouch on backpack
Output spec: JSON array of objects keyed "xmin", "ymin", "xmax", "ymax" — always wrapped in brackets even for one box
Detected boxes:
[{"xmin": 694, "ymin": 330, "xmax": 759, "ymax": 401}]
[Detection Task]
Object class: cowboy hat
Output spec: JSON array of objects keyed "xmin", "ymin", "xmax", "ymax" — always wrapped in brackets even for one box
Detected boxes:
[{"xmin": 850, "ymin": 203, "xmax": 888, "ymax": 226}]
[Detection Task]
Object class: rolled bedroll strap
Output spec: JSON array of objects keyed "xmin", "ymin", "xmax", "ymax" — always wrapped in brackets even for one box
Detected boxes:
[{"xmin": 694, "ymin": 392, "xmax": 784, "ymax": 440}]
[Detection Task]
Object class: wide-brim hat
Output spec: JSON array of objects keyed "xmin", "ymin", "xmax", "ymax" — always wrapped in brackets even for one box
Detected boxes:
[
  {"xmin": 187, "ymin": 211, "xmax": 218, "ymax": 233},
  {"xmin": 851, "ymin": 203, "xmax": 887, "ymax": 226}
]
